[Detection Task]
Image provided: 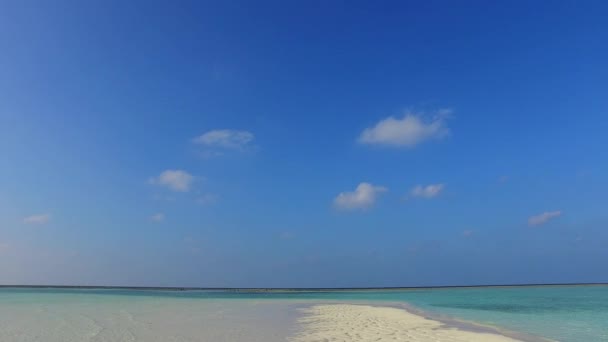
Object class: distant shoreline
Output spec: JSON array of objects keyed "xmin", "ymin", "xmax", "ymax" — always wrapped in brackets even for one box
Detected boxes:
[{"xmin": 1, "ymin": 282, "xmax": 606, "ymax": 292}]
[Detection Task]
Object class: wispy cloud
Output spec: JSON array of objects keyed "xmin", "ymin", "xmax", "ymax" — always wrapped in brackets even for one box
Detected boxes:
[
  {"xmin": 192, "ymin": 129, "xmax": 254, "ymax": 153},
  {"xmin": 462, "ymin": 230, "xmax": 474, "ymax": 237},
  {"xmin": 23, "ymin": 214, "xmax": 51, "ymax": 225},
  {"xmin": 409, "ymin": 184, "xmax": 444, "ymax": 199},
  {"xmin": 150, "ymin": 213, "xmax": 165, "ymax": 222},
  {"xmin": 333, "ymin": 182, "xmax": 387, "ymax": 211},
  {"xmin": 358, "ymin": 109, "xmax": 451, "ymax": 147},
  {"xmin": 149, "ymin": 170, "xmax": 194, "ymax": 192},
  {"xmin": 528, "ymin": 211, "xmax": 562, "ymax": 226}
]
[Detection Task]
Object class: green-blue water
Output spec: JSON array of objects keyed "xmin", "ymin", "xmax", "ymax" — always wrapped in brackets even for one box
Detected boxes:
[{"xmin": 1, "ymin": 285, "xmax": 607, "ymax": 341}]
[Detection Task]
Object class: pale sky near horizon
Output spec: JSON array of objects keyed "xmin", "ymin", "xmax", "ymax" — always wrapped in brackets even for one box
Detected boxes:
[{"xmin": 1, "ymin": 0, "xmax": 607, "ymax": 287}]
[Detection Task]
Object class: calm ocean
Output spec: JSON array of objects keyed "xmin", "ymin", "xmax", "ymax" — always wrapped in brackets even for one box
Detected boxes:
[{"xmin": 1, "ymin": 285, "xmax": 606, "ymax": 341}]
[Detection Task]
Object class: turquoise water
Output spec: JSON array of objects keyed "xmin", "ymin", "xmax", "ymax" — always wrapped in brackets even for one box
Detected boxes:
[{"xmin": 1, "ymin": 285, "xmax": 607, "ymax": 341}]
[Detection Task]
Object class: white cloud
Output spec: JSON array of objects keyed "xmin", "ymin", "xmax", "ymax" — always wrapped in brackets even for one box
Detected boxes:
[
  {"xmin": 150, "ymin": 213, "xmax": 165, "ymax": 222},
  {"xmin": 192, "ymin": 129, "xmax": 254, "ymax": 150},
  {"xmin": 333, "ymin": 182, "xmax": 387, "ymax": 210},
  {"xmin": 528, "ymin": 211, "xmax": 562, "ymax": 226},
  {"xmin": 23, "ymin": 214, "xmax": 51, "ymax": 224},
  {"xmin": 409, "ymin": 184, "xmax": 444, "ymax": 199},
  {"xmin": 358, "ymin": 109, "xmax": 451, "ymax": 147},
  {"xmin": 462, "ymin": 230, "xmax": 474, "ymax": 237},
  {"xmin": 149, "ymin": 170, "xmax": 194, "ymax": 192}
]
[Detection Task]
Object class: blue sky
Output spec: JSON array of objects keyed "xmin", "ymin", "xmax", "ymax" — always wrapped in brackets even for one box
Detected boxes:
[{"xmin": 1, "ymin": 1, "xmax": 607, "ymax": 287}]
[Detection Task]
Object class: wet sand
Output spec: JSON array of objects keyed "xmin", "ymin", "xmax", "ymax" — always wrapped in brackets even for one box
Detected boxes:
[{"xmin": 0, "ymin": 298, "xmax": 297, "ymax": 341}]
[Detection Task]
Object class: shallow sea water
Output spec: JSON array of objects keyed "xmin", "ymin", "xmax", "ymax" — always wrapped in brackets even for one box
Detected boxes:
[{"xmin": 1, "ymin": 285, "xmax": 606, "ymax": 341}]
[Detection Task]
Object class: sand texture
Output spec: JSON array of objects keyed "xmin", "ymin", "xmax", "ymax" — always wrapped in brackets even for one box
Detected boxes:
[{"xmin": 289, "ymin": 304, "xmax": 524, "ymax": 342}]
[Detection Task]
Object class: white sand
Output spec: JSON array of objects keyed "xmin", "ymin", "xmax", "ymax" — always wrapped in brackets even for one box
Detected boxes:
[
  {"xmin": 290, "ymin": 304, "xmax": 525, "ymax": 342},
  {"xmin": 0, "ymin": 295, "xmax": 533, "ymax": 342}
]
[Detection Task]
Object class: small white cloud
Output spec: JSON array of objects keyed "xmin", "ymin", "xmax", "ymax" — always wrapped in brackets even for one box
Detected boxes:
[
  {"xmin": 193, "ymin": 129, "xmax": 254, "ymax": 150},
  {"xmin": 528, "ymin": 211, "xmax": 562, "ymax": 226},
  {"xmin": 149, "ymin": 170, "xmax": 194, "ymax": 192},
  {"xmin": 462, "ymin": 230, "xmax": 474, "ymax": 237},
  {"xmin": 150, "ymin": 213, "xmax": 165, "ymax": 222},
  {"xmin": 409, "ymin": 184, "xmax": 444, "ymax": 199},
  {"xmin": 23, "ymin": 214, "xmax": 51, "ymax": 224},
  {"xmin": 358, "ymin": 109, "xmax": 450, "ymax": 147},
  {"xmin": 333, "ymin": 182, "xmax": 387, "ymax": 210}
]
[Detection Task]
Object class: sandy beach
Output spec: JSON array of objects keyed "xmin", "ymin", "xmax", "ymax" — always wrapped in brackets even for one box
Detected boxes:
[
  {"xmin": 0, "ymin": 288, "xmax": 564, "ymax": 342},
  {"xmin": 290, "ymin": 304, "xmax": 525, "ymax": 342},
  {"xmin": 0, "ymin": 296, "xmax": 530, "ymax": 342}
]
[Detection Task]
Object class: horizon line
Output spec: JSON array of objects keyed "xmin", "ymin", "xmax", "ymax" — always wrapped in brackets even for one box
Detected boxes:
[{"xmin": 1, "ymin": 282, "xmax": 607, "ymax": 291}]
